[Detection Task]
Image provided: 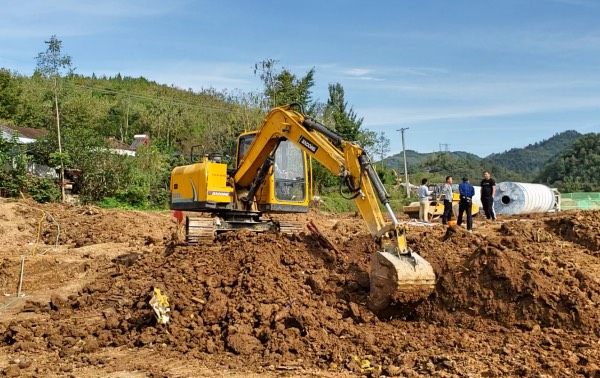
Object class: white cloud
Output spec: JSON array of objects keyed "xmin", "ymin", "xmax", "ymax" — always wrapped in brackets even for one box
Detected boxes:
[
  {"xmin": 0, "ymin": 0, "xmax": 181, "ymax": 39},
  {"xmin": 360, "ymin": 95, "xmax": 600, "ymax": 127},
  {"xmin": 343, "ymin": 68, "xmax": 373, "ymax": 76}
]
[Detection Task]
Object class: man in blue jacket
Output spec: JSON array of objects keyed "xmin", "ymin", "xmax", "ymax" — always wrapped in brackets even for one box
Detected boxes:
[{"xmin": 457, "ymin": 176, "xmax": 475, "ymax": 232}]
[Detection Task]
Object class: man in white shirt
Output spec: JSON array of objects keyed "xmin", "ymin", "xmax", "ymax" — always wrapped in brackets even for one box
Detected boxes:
[
  {"xmin": 441, "ymin": 176, "xmax": 453, "ymax": 225},
  {"xmin": 417, "ymin": 178, "xmax": 433, "ymax": 222}
]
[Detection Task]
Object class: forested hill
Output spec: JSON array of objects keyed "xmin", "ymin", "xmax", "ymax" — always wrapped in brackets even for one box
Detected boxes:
[
  {"xmin": 381, "ymin": 150, "xmax": 526, "ymax": 184},
  {"xmin": 382, "ymin": 150, "xmax": 440, "ymax": 172},
  {"xmin": 380, "ymin": 131, "xmax": 595, "ymax": 185},
  {"xmin": 485, "ymin": 130, "xmax": 582, "ymax": 178}
]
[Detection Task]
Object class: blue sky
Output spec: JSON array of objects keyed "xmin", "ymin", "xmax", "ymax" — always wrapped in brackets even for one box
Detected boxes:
[{"xmin": 1, "ymin": 0, "xmax": 599, "ymax": 157}]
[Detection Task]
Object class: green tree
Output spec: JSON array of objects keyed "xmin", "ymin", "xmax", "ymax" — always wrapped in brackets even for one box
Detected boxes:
[
  {"xmin": 0, "ymin": 134, "xmax": 30, "ymax": 197},
  {"xmin": 538, "ymin": 133, "xmax": 600, "ymax": 191},
  {"xmin": 324, "ymin": 83, "xmax": 363, "ymax": 142},
  {"xmin": 369, "ymin": 131, "xmax": 390, "ymax": 167},
  {"xmin": 0, "ymin": 69, "xmax": 21, "ymax": 120},
  {"xmin": 254, "ymin": 59, "xmax": 316, "ymax": 112},
  {"xmin": 36, "ymin": 35, "xmax": 75, "ymax": 202},
  {"xmin": 14, "ymin": 73, "xmax": 49, "ymax": 127}
]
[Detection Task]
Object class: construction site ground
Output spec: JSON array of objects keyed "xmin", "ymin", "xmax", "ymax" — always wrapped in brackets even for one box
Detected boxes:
[{"xmin": 1, "ymin": 198, "xmax": 600, "ymax": 377}]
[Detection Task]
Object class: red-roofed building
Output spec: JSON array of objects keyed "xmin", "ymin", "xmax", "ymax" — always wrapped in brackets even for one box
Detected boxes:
[{"xmin": 1, "ymin": 124, "xmax": 48, "ymax": 144}]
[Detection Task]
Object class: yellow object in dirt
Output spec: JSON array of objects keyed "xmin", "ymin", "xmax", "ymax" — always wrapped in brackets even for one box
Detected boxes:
[
  {"xmin": 447, "ymin": 220, "xmax": 457, "ymax": 226},
  {"xmin": 360, "ymin": 359, "xmax": 372, "ymax": 370},
  {"xmin": 149, "ymin": 287, "xmax": 171, "ymax": 325}
]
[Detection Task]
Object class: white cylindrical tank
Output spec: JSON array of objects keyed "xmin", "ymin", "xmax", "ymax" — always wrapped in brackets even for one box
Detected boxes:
[
  {"xmin": 494, "ymin": 182, "xmax": 557, "ymax": 215},
  {"xmin": 472, "ymin": 186, "xmax": 483, "ymax": 208}
]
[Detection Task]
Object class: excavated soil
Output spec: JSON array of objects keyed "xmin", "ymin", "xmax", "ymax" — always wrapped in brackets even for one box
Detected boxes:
[{"xmin": 1, "ymin": 198, "xmax": 600, "ymax": 377}]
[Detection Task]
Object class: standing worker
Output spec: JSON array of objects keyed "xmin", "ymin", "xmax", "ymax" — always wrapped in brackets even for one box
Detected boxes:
[
  {"xmin": 480, "ymin": 170, "xmax": 497, "ymax": 221},
  {"xmin": 457, "ymin": 176, "xmax": 475, "ymax": 232},
  {"xmin": 441, "ymin": 176, "xmax": 453, "ymax": 225},
  {"xmin": 417, "ymin": 178, "xmax": 433, "ymax": 223}
]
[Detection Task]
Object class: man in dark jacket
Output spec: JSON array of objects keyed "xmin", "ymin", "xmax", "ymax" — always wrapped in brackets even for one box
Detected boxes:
[
  {"xmin": 457, "ymin": 176, "xmax": 475, "ymax": 232},
  {"xmin": 480, "ymin": 170, "xmax": 496, "ymax": 221}
]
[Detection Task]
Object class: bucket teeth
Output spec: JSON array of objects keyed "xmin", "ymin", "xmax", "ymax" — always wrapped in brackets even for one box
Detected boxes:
[{"xmin": 368, "ymin": 250, "xmax": 436, "ymax": 311}]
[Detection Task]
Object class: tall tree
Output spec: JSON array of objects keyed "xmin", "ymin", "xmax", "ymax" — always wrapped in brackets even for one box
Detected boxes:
[
  {"xmin": 36, "ymin": 35, "xmax": 74, "ymax": 202},
  {"xmin": 254, "ymin": 59, "xmax": 316, "ymax": 113},
  {"xmin": 374, "ymin": 131, "xmax": 391, "ymax": 168},
  {"xmin": 0, "ymin": 69, "xmax": 21, "ymax": 120},
  {"xmin": 324, "ymin": 83, "xmax": 363, "ymax": 141}
]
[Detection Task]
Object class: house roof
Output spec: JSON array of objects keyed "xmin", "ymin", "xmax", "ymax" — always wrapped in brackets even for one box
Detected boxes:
[
  {"xmin": 1, "ymin": 124, "xmax": 48, "ymax": 144},
  {"xmin": 107, "ymin": 136, "xmax": 136, "ymax": 151},
  {"xmin": 1, "ymin": 124, "xmax": 48, "ymax": 139},
  {"xmin": 1, "ymin": 124, "xmax": 148, "ymax": 155},
  {"xmin": 130, "ymin": 134, "xmax": 149, "ymax": 149}
]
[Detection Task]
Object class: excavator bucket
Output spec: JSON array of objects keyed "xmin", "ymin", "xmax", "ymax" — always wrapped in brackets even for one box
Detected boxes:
[{"xmin": 368, "ymin": 247, "xmax": 436, "ymax": 311}]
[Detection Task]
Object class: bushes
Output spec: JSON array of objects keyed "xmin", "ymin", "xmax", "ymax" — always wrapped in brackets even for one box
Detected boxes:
[
  {"xmin": 25, "ymin": 175, "xmax": 61, "ymax": 203},
  {"xmin": 0, "ymin": 135, "xmax": 61, "ymax": 202},
  {"xmin": 1, "ymin": 135, "xmax": 31, "ymax": 197}
]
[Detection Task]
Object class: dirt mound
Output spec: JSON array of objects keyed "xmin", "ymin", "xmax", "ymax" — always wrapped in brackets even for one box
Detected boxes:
[
  {"xmin": 547, "ymin": 211, "xmax": 600, "ymax": 253},
  {"xmin": 1, "ymin": 202, "xmax": 600, "ymax": 377},
  {"xmin": 0, "ymin": 198, "xmax": 174, "ymax": 249},
  {"xmin": 415, "ymin": 221, "xmax": 600, "ymax": 333},
  {"xmin": 1, "ymin": 231, "xmax": 378, "ymax": 370}
]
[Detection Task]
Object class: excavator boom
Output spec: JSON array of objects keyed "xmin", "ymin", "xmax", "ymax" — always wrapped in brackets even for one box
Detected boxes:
[
  {"xmin": 232, "ymin": 105, "xmax": 435, "ymax": 310},
  {"xmin": 170, "ymin": 104, "xmax": 435, "ymax": 310}
]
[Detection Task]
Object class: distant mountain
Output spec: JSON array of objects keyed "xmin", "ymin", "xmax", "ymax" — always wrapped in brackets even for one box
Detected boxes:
[
  {"xmin": 382, "ymin": 150, "xmax": 480, "ymax": 174},
  {"xmin": 485, "ymin": 130, "xmax": 582, "ymax": 179},
  {"xmin": 380, "ymin": 130, "xmax": 584, "ymax": 184},
  {"xmin": 537, "ymin": 132, "xmax": 600, "ymax": 191},
  {"xmin": 382, "ymin": 149, "xmax": 430, "ymax": 173}
]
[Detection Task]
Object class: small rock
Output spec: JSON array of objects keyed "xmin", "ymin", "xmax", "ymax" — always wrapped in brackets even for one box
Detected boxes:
[
  {"xmin": 206, "ymin": 338, "xmax": 216, "ymax": 354},
  {"xmin": 586, "ymin": 363, "xmax": 599, "ymax": 376},
  {"xmin": 50, "ymin": 294, "xmax": 70, "ymax": 311},
  {"xmin": 385, "ymin": 365, "xmax": 402, "ymax": 376},
  {"xmin": 349, "ymin": 302, "xmax": 361, "ymax": 319},
  {"xmin": 83, "ymin": 338, "xmax": 99, "ymax": 353},
  {"xmin": 4, "ymin": 365, "xmax": 20, "ymax": 377},
  {"xmin": 17, "ymin": 360, "xmax": 31, "ymax": 369}
]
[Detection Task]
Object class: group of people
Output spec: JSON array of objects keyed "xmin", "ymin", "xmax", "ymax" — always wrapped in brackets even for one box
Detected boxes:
[{"xmin": 417, "ymin": 171, "xmax": 497, "ymax": 232}]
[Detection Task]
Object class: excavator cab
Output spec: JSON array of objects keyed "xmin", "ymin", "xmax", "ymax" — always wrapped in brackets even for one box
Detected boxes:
[{"xmin": 236, "ymin": 132, "xmax": 310, "ymax": 213}]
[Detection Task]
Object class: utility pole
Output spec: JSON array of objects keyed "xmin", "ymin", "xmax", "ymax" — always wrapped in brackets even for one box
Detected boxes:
[{"xmin": 397, "ymin": 128, "xmax": 410, "ymax": 197}]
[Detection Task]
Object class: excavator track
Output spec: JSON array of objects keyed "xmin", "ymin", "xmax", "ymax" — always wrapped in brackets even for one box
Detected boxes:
[
  {"xmin": 185, "ymin": 217, "xmax": 217, "ymax": 244},
  {"xmin": 185, "ymin": 216, "xmax": 305, "ymax": 244},
  {"xmin": 277, "ymin": 221, "xmax": 305, "ymax": 235}
]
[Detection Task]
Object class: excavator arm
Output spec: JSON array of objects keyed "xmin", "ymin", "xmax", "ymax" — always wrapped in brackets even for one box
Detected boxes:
[
  {"xmin": 234, "ymin": 105, "xmax": 435, "ymax": 310},
  {"xmin": 234, "ymin": 106, "xmax": 393, "ymax": 243}
]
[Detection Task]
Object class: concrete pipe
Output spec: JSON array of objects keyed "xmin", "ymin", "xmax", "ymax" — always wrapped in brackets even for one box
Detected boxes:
[
  {"xmin": 494, "ymin": 182, "xmax": 559, "ymax": 215},
  {"xmin": 472, "ymin": 186, "xmax": 483, "ymax": 208}
]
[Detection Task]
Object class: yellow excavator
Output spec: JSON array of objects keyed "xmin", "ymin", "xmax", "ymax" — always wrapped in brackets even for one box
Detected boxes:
[{"xmin": 170, "ymin": 104, "xmax": 435, "ymax": 310}]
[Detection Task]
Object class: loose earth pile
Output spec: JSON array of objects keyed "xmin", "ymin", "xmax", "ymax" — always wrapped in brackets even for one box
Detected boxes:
[{"xmin": 1, "ymin": 199, "xmax": 599, "ymax": 377}]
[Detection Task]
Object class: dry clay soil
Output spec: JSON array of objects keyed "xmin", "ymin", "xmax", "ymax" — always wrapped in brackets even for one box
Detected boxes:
[{"xmin": 1, "ymin": 198, "xmax": 600, "ymax": 377}]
